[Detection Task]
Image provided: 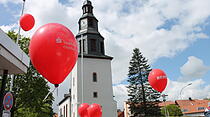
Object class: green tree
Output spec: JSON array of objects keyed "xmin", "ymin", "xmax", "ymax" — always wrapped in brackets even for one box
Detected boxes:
[
  {"xmin": 127, "ymin": 48, "xmax": 161, "ymax": 117},
  {"xmin": 161, "ymin": 104, "xmax": 183, "ymax": 116},
  {"xmin": 6, "ymin": 31, "xmax": 54, "ymax": 117}
]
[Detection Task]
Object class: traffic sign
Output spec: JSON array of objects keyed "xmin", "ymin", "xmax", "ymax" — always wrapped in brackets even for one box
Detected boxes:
[{"xmin": 3, "ymin": 92, "xmax": 13, "ymax": 111}]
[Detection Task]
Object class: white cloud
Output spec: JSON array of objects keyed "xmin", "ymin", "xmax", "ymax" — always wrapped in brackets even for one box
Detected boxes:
[
  {"xmin": 163, "ymin": 79, "xmax": 210, "ymax": 101},
  {"xmin": 113, "ymin": 84, "xmax": 128, "ymax": 110},
  {"xmin": 0, "ymin": 24, "xmax": 18, "ymax": 33},
  {"xmin": 180, "ymin": 56, "xmax": 210, "ymax": 81},
  {"xmin": 0, "ymin": 0, "xmax": 21, "ymax": 5}
]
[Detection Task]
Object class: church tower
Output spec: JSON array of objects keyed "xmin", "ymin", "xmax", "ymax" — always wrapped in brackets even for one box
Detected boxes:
[{"xmin": 71, "ymin": 0, "xmax": 117, "ymax": 117}]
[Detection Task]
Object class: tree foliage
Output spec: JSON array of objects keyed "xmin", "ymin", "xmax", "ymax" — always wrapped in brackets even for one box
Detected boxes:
[
  {"xmin": 161, "ymin": 104, "xmax": 183, "ymax": 116},
  {"xmin": 6, "ymin": 31, "xmax": 54, "ymax": 117},
  {"xmin": 127, "ymin": 48, "xmax": 161, "ymax": 117}
]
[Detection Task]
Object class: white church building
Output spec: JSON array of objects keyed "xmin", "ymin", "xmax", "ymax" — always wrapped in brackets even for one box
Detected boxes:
[{"xmin": 59, "ymin": 0, "xmax": 117, "ymax": 117}]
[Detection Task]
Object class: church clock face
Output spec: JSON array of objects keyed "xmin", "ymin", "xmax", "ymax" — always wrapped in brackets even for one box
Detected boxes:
[{"xmin": 81, "ymin": 19, "xmax": 87, "ymax": 29}]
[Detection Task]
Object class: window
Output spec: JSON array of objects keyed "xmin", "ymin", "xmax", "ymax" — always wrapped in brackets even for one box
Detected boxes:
[
  {"xmin": 86, "ymin": 7, "xmax": 88, "ymax": 13},
  {"xmin": 90, "ymin": 39, "xmax": 96, "ymax": 52},
  {"xmin": 182, "ymin": 109, "xmax": 188, "ymax": 112},
  {"xmin": 64, "ymin": 106, "xmax": 65, "ymax": 117},
  {"xmin": 79, "ymin": 40, "xmax": 85, "ymax": 53},
  {"xmin": 60, "ymin": 109, "xmax": 62, "ymax": 116},
  {"xmin": 100, "ymin": 42, "xmax": 104, "ymax": 54},
  {"xmin": 88, "ymin": 7, "xmax": 91, "ymax": 13},
  {"xmin": 73, "ymin": 94, "xmax": 75, "ymax": 100},
  {"xmin": 79, "ymin": 40, "xmax": 81, "ymax": 53},
  {"xmin": 93, "ymin": 92, "xmax": 98, "ymax": 98},
  {"xmin": 66, "ymin": 104, "xmax": 68, "ymax": 117},
  {"xmin": 198, "ymin": 107, "xmax": 205, "ymax": 110},
  {"xmin": 82, "ymin": 40, "xmax": 85, "ymax": 52},
  {"xmin": 89, "ymin": 19, "xmax": 94, "ymax": 27},
  {"xmin": 93, "ymin": 72, "xmax": 97, "ymax": 82}
]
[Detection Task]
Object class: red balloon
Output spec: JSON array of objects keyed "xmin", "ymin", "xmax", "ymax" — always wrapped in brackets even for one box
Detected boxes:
[
  {"xmin": 29, "ymin": 23, "xmax": 78, "ymax": 84},
  {"xmin": 20, "ymin": 14, "xmax": 35, "ymax": 31},
  {"xmin": 148, "ymin": 69, "xmax": 168, "ymax": 93},
  {"xmin": 87, "ymin": 103, "xmax": 102, "ymax": 117},
  {"xmin": 78, "ymin": 103, "xmax": 89, "ymax": 117}
]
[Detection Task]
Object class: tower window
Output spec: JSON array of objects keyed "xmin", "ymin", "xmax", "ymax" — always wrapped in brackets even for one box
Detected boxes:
[
  {"xmin": 88, "ymin": 7, "xmax": 91, "ymax": 13},
  {"xmin": 82, "ymin": 40, "xmax": 85, "ymax": 52},
  {"xmin": 89, "ymin": 19, "xmax": 94, "ymax": 27},
  {"xmin": 79, "ymin": 40, "xmax": 81, "ymax": 53},
  {"xmin": 93, "ymin": 92, "xmax": 98, "ymax": 98},
  {"xmin": 90, "ymin": 39, "xmax": 96, "ymax": 52},
  {"xmin": 79, "ymin": 40, "xmax": 85, "ymax": 53},
  {"xmin": 100, "ymin": 42, "xmax": 104, "ymax": 54},
  {"xmin": 85, "ymin": 7, "xmax": 88, "ymax": 13},
  {"xmin": 93, "ymin": 72, "xmax": 97, "ymax": 82}
]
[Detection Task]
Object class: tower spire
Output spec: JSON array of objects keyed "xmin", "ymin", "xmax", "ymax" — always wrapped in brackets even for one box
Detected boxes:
[{"xmin": 82, "ymin": 0, "xmax": 93, "ymax": 14}]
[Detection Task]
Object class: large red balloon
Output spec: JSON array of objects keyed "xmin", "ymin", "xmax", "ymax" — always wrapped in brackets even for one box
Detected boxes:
[
  {"xmin": 29, "ymin": 23, "xmax": 78, "ymax": 84},
  {"xmin": 78, "ymin": 103, "xmax": 89, "ymax": 117},
  {"xmin": 148, "ymin": 69, "xmax": 168, "ymax": 93},
  {"xmin": 87, "ymin": 103, "xmax": 102, "ymax": 117},
  {"xmin": 20, "ymin": 14, "xmax": 35, "ymax": 31}
]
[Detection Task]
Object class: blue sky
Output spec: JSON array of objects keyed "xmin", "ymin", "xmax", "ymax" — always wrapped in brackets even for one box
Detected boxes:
[{"xmin": 1, "ymin": 0, "xmax": 210, "ymax": 110}]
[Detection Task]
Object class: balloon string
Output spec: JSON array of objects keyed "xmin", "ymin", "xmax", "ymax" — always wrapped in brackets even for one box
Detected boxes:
[{"xmin": 43, "ymin": 87, "xmax": 57, "ymax": 102}]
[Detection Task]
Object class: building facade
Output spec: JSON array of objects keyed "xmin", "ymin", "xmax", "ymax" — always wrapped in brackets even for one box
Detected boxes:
[
  {"xmin": 59, "ymin": 91, "xmax": 71, "ymax": 117},
  {"xmin": 70, "ymin": 0, "xmax": 117, "ymax": 117}
]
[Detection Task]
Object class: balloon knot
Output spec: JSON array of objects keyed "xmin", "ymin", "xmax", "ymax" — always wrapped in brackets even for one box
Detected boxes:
[{"xmin": 54, "ymin": 84, "xmax": 59, "ymax": 88}]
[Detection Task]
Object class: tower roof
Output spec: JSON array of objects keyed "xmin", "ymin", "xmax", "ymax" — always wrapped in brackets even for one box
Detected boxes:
[{"xmin": 83, "ymin": 0, "xmax": 92, "ymax": 6}]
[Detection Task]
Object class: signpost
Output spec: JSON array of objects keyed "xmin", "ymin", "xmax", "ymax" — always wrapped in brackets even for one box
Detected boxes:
[{"xmin": 2, "ymin": 92, "xmax": 13, "ymax": 117}]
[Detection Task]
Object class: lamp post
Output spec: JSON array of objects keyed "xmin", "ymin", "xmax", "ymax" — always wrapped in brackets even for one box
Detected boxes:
[{"xmin": 179, "ymin": 83, "xmax": 192, "ymax": 100}]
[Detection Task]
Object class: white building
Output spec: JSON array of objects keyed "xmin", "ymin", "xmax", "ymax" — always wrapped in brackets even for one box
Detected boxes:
[
  {"xmin": 70, "ymin": 0, "xmax": 117, "ymax": 117},
  {"xmin": 58, "ymin": 90, "xmax": 71, "ymax": 117}
]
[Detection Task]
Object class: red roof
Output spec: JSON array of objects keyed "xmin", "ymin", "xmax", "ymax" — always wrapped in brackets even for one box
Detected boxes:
[
  {"xmin": 175, "ymin": 99, "xmax": 210, "ymax": 114},
  {"xmin": 158, "ymin": 101, "xmax": 176, "ymax": 107}
]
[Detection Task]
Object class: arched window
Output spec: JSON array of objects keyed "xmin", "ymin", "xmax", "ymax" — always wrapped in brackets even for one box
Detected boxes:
[
  {"xmin": 90, "ymin": 39, "xmax": 96, "ymax": 52},
  {"xmin": 93, "ymin": 72, "xmax": 97, "ymax": 82}
]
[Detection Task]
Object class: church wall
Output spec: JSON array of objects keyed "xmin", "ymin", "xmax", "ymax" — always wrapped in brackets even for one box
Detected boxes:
[{"xmin": 71, "ymin": 57, "xmax": 117, "ymax": 117}]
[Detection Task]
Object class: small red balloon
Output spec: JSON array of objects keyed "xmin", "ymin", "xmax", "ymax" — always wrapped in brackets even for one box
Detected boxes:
[
  {"xmin": 20, "ymin": 14, "xmax": 35, "ymax": 31},
  {"xmin": 148, "ymin": 69, "xmax": 168, "ymax": 93},
  {"xmin": 29, "ymin": 23, "xmax": 78, "ymax": 84},
  {"xmin": 78, "ymin": 103, "xmax": 89, "ymax": 117},
  {"xmin": 87, "ymin": 103, "xmax": 102, "ymax": 117}
]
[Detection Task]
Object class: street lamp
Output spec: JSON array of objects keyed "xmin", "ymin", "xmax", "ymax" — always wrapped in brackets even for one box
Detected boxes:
[{"xmin": 179, "ymin": 83, "xmax": 192, "ymax": 100}]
